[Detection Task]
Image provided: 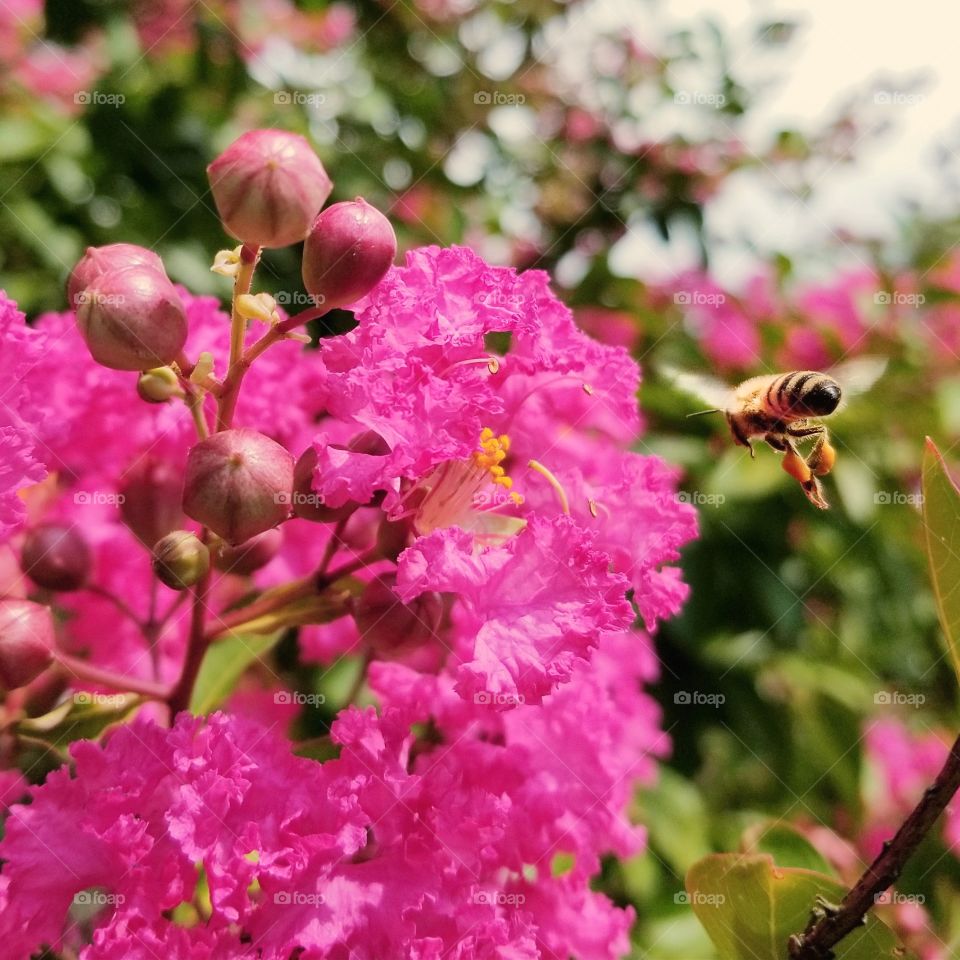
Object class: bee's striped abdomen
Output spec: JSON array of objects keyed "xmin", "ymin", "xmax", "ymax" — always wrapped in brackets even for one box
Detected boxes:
[{"xmin": 764, "ymin": 371, "xmax": 841, "ymax": 418}]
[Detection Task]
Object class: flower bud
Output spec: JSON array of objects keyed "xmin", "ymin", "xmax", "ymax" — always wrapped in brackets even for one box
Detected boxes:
[
  {"xmin": 301, "ymin": 198, "xmax": 396, "ymax": 311},
  {"xmin": 376, "ymin": 516, "xmax": 410, "ymax": 561},
  {"xmin": 207, "ymin": 129, "xmax": 333, "ymax": 248},
  {"xmin": 0, "ymin": 600, "xmax": 55, "ymax": 690},
  {"xmin": 75, "ymin": 266, "xmax": 188, "ymax": 371},
  {"xmin": 183, "ymin": 428, "xmax": 294, "ymax": 544},
  {"xmin": 137, "ymin": 366, "xmax": 182, "ymax": 403},
  {"xmin": 67, "ymin": 243, "xmax": 165, "ymax": 310},
  {"xmin": 119, "ymin": 455, "xmax": 186, "ymax": 547},
  {"xmin": 20, "ymin": 523, "xmax": 91, "ymax": 592},
  {"xmin": 152, "ymin": 531, "xmax": 210, "ymax": 591},
  {"xmin": 292, "ymin": 446, "xmax": 356, "ymax": 523},
  {"xmin": 353, "ymin": 575, "xmax": 443, "ymax": 664},
  {"xmin": 212, "ymin": 528, "xmax": 282, "ymax": 575}
]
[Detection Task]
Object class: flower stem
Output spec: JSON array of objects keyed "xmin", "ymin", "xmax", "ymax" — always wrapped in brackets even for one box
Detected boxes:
[
  {"xmin": 55, "ymin": 653, "xmax": 169, "ymax": 700},
  {"xmin": 206, "ymin": 550, "xmax": 380, "ymax": 641},
  {"xmin": 165, "ymin": 554, "xmax": 212, "ymax": 717},
  {"xmin": 216, "ymin": 242, "xmax": 260, "ymax": 431},
  {"xmin": 788, "ymin": 730, "xmax": 960, "ymax": 959},
  {"xmin": 184, "ymin": 382, "xmax": 210, "ymax": 439}
]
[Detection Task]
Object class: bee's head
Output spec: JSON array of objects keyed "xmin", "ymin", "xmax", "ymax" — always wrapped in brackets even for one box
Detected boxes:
[{"xmin": 804, "ymin": 377, "xmax": 842, "ymax": 416}]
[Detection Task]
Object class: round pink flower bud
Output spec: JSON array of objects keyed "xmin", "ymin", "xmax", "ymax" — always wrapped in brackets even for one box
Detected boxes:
[
  {"xmin": 67, "ymin": 243, "xmax": 166, "ymax": 309},
  {"xmin": 212, "ymin": 528, "xmax": 282, "ymax": 575},
  {"xmin": 20, "ymin": 523, "xmax": 91, "ymax": 592},
  {"xmin": 119, "ymin": 454, "xmax": 186, "ymax": 547},
  {"xmin": 183, "ymin": 428, "xmax": 294, "ymax": 544},
  {"xmin": 75, "ymin": 266, "xmax": 188, "ymax": 371},
  {"xmin": 292, "ymin": 446, "xmax": 356, "ymax": 523},
  {"xmin": 0, "ymin": 600, "xmax": 55, "ymax": 690},
  {"xmin": 152, "ymin": 531, "xmax": 210, "ymax": 591},
  {"xmin": 207, "ymin": 129, "xmax": 333, "ymax": 248},
  {"xmin": 301, "ymin": 198, "xmax": 396, "ymax": 311}
]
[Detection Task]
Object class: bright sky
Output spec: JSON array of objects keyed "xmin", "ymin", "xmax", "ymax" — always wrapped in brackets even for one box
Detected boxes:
[{"xmin": 611, "ymin": 0, "xmax": 960, "ymax": 286}]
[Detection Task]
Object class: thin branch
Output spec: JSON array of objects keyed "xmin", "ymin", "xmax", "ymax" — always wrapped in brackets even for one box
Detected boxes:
[
  {"xmin": 789, "ymin": 731, "xmax": 960, "ymax": 959},
  {"xmin": 55, "ymin": 653, "xmax": 169, "ymax": 700}
]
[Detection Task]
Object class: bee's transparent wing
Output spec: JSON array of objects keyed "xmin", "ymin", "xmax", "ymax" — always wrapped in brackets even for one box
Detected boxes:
[
  {"xmin": 660, "ymin": 365, "xmax": 732, "ymax": 412},
  {"xmin": 829, "ymin": 356, "xmax": 887, "ymax": 408}
]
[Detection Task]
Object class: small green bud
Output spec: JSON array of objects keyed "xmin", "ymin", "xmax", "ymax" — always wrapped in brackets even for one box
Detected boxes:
[{"xmin": 151, "ymin": 531, "xmax": 210, "ymax": 591}]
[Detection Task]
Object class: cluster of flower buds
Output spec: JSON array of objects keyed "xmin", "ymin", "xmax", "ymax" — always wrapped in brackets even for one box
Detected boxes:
[
  {"xmin": 0, "ymin": 524, "xmax": 95, "ymax": 690},
  {"xmin": 208, "ymin": 129, "xmax": 397, "ymax": 316},
  {"xmin": 4, "ymin": 130, "xmax": 398, "ymax": 687},
  {"xmin": 55, "ymin": 128, "xmax": 399, "ymax": 592}
]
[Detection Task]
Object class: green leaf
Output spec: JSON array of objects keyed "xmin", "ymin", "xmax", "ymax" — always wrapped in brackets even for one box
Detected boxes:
[
  {"xmin": 686, "ymin": 854, "xmax": 911, "ymax": 960},
  {"xmin": 740, "ymin": 822, "xmax": 834, "ymax": 876},
  {"xmin": 17, "ymin": 692, "xmax": 143, "ymax": 750},
  {"xmin": 636, "ymin": 768, "xmax": 712, "ymax": 875},
  {"xmin": 223, "ymin": 579, "xmax": 360, "ymax": 636},
  {"xmin": 921, "ymin": 437, "xmax": 960, "ymax": 687},
  {"xmin": 189, "ymin": 631, "xmax": 284, "ymax": 715}
]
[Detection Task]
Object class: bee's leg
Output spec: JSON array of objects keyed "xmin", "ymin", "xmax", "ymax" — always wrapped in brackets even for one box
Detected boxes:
[
  {"xmin": 787, "ymin": 423, "xmax": 836, "ymax": 478},
  {"xmin": 770, "ymin": 433, "xmax": 830, "ymax": 510},
  {"xmin": 727, "ymin": 414, "xmax": 755, "ymax": 458},
  {"xmin": 785, "ymin": 421, "xmax": 822, "ymax": 439}
]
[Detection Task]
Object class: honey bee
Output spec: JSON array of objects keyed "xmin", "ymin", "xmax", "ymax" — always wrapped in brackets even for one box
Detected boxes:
[{"xmin": 664, "ymin": 359, "xmax": 886, "ymax": 509}]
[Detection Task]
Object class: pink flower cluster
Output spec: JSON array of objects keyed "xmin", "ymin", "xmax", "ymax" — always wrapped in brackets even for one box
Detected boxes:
[
  {"xmin": 0, "ymin": 0, "xmax": 105, "ymax": 115},
  {"xmin": 862, "ymin": 719, "xmax": 960, "ymax": 857},
  {"xmin": 0, "ymin": 233, "xmax": 696, "ymax": 956},
  {"xmin": 658, "ymin": 266, "xmax": 886, "ymax": 373},
  {"xmin": 131, "ymin": 0, "xmax": 355, "ymax": 60}
]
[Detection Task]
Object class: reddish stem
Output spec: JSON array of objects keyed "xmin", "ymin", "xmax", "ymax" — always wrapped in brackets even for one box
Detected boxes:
[
  {"xmin": 165, "ymin": 559, "xmax": 212, "ymax": 717},
  {"xmin": 55, "ymin": 653, "xmax": 169, "ymax": 700},
  {"xmin": 789, "ymin": 731, "xmax": 960, "ymax": 958}
]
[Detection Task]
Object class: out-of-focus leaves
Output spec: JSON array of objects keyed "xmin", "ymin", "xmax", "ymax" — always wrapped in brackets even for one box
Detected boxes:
[
  {"xmin": 637, "ymin": 768, "xmax": 713, "ymax": 876},
  {"xmin": 17, "ymin": 692, "xmax": 142, "ymax": 750},
  {"xmin": 922, "ymin": 437, "xmax": 960, "ymax": 688},
  {"xmin": 686, "ymin": 854, "xmax": 910, "ymax": 960},
  {"xmin": 740, "ymin": 822, "xmax": 834, "ymax": 875},
  {"xmin": 190, "ymin": 631, "xmax": 283, "ymax": 714}
]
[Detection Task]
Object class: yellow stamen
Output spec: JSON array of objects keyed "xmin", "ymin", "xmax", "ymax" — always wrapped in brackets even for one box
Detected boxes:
[
  {"xmin": 583, "ymin": 383, "xmax": 594, "ymax": 395},
  {"xmin": 474, "ymin": 428, "xmax": 512, "ymax": 486},
  {"xmin": 527, "ymin": 459, "xmax": 570, "ymax": 515}
]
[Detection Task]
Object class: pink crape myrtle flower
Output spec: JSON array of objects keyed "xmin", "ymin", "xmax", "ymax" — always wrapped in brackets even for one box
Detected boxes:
[
  {"xmin": 298, "ymin": 246, "xmax": 695, "ymax": 703},
  {"xmin": 396, "ymin": 515, "xmax": 634, "ymax": 706},
  {"xmin": 0, "ymin": 235, "xmax": 698, "ymax": 960},
  {"xmin": 0, "ymin": 292, "xmax": 47, "ymax": 540},
  {"xmin": 0, "ymin": 707, "xmax": 649, "ymax": 959}
]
